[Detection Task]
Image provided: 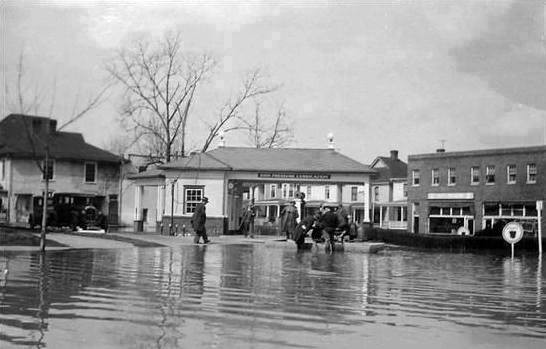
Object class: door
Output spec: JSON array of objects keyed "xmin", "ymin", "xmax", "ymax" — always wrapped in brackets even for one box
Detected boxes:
[
  {"xmin": 413, "ymin": 216, "xmax": 419, "ymax": 234},
  {"xmin": 108, "ymin": 195, "xmax": 119, "ymax": 225}
]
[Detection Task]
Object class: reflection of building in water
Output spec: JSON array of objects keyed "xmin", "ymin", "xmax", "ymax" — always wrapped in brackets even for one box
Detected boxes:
[
  {"xmin": 407, "ymin": 146, "xmax": 545, "ymax": 235},
  {"xmin": 0, "ymin": 251, "xmax": 97, "ymax": 347}
]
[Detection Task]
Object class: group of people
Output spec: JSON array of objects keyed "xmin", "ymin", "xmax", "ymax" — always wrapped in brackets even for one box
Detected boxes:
[
  {"xmin": 190, "ymin": 196, "xmax": 357, "ymax": 250},
  {"xmin": 291, "ymin": 204, "xmax": 357, "ymax": 250}
]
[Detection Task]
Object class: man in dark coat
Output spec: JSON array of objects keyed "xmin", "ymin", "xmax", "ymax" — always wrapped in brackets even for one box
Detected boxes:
[
  {"xmin": 240, "ymin": 201, "xmax": 257, "ymax": 238},
  {"xmin": 318, "ymin": 205, "xmax": 339, "ymax": 251},
  {"xmin": 192, "ymin": 197, "xmax": 210, "ymax": 244},
  {"xmin": 280, "ymin": 200, "xmax": 299, "ymax": 239},
  {"xmin": 292, "ymin": 212, "xmax": 320, "ymax": 249}
]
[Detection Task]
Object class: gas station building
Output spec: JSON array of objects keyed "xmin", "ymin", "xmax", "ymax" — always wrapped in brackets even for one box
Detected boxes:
[{"xmin": 129, "ymin": 147, "xmax": 375, "ymax": 235}]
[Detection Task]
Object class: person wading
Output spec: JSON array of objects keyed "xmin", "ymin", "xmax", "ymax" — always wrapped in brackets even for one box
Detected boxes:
[
  {"xmin": 318, "ymin": 204, "xmax": 339, "ymax": 252},
  {"xmin": 191, "ymin": 197, "xmax": 210, "ymax": 244},
  {"xmin": 280, "ymin": 200, "xmax": 299, "ymax": 240},
  {"xmin": 240, "ymin": 200, "xmax": 257, "ymax": 238}
]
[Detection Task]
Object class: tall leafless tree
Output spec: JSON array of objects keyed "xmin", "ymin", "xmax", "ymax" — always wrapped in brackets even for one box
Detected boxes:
[
  {"xmin": 6, "ymin": 50, "xmax": 109, "ymax": 251},
  {"xmin": 106, "ymin": 31, "xmax": 215, "ymax": 162},
  {"xmin": 237, "ymin": 101, "xmax": 293, "ymax": 148},
  {"xmin": 201, "ymin": 69, "xmax": 278, "ymax": 152}
]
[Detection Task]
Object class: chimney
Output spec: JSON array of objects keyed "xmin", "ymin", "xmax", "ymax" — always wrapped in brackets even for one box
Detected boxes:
[
  {"xmin": 327, "ymin": 132, "xmax": 335, "ymax": 149},
  {"xmin": 390, "ymin": 150, "xmax": 398, "ymax": 160},
  {"xmin": 48, "ymin": 119, "xmax": 57, "ymax": 133}
]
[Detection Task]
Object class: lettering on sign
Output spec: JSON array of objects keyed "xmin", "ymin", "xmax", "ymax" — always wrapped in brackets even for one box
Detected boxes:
[
  {"xmin": 257, "ymin": 173, "xmax": 331, "ymax": 180},
  {"xmin": 427, "ymin": 192, "xmax": 474, "ymax": 200}
]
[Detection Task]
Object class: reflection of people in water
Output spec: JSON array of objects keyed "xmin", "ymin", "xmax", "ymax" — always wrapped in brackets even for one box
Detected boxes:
[{"xmin": 184, "ymin": 245, "xmax": 207, "ymax": 299}]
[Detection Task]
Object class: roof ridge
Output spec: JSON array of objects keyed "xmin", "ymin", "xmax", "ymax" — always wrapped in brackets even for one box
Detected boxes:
[{"xmin": 203, "ymin": 152, "xmax": 233, "ymax": 169}]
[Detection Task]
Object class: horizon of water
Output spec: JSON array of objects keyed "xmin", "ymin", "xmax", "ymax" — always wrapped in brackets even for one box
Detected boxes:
[{"xmin": 0, "ymin": 245, "xmax": 545, "ymax": 348}]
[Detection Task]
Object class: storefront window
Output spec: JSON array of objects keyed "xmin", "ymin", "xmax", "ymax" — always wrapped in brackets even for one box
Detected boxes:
[
  {"xmin": 525, "ymin": 204, "xmax": 538, "ymax": 217},
  {"xmin": 430, "ymin": 206, "xmax": 441, "ymax": 215},
  {"xmin": 484, "ymin": 203, "xmax": 499, "ymax": 216}
]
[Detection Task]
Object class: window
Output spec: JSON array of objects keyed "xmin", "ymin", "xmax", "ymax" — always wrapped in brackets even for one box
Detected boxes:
[
  {"xmin": 351, "ymin": 186, "xmax": 358, "ymax": 201},
  {"xmin": 84, "ymin": 162, "xmax": 97, "ymax": 183},
  {"xmin": 42, "ymin": 159, "xmax": 54, "ymax": 180},
  {"xmin": 471, "ymin": 166, "xmax": 480, "ymax": 184},
  {"xmin": 527, "ymin": 163, "xmax": 537, "ymax": 183},
  {"xmin": 485, "ymin": 166, "xmax": 495, "ymax": 184},
  {"xmin": 448, "ymin": 168, "xmax": 456, "ymax": 186},
  {"xmin": 270, "ymin": 184, "xmax": 277, "ymax": 198},
  {"xmin": 374, "ymin": 186, "xmax": 379, "ymax": 201},
  {"xmin": 403, "ymin": 183, "xmax": 407, "ymax": 197},
  {"xmin": 306, "ymin": 185, "xmax": 312, "ymax": 199},
  {"xmin": 325, "ymin": 186, "xmax": 330, "ymax": 199},
  {"xmin": 412, "ymin": 170, "xmax": 420, "ymax": 186},
  {"xmin": 431, "ymin": 168, "xmax": 440, "ymax": 186},
  {"xmin": 184, "ymin": 187, "xmax": 204, "ymax": 214},
  {"xmin": 484, "ymin": 203, "xmax": 499, "ymax": 216},
  {"xmin": 0, "ymin": 159, "xmax": 4, "ymax": 180},
  {"xmin": 506, "ymin": 164, "xmax": 516, "ymax": 184},
  {"xmin": 282, "ymin": 183, "xmax": 295, "ymax": 198}
]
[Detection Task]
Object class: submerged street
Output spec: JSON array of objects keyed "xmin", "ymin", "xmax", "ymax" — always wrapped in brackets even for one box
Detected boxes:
[{"xmin": 1, "ymin": 242, "xmax": 544, "ymax": 348}]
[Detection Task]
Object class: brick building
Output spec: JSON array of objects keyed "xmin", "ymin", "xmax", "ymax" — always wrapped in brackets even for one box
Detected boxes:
[{"xmin": 407, "ymin": 146, "xmax": 545, "ymax": 236}]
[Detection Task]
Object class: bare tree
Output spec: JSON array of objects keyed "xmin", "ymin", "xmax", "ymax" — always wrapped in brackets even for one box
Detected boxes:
[
  {"xmin": 106, "ymin": 31, "xmax": 215, "ymax": 161},
  {"xmin": 8, "ymin": 50, "xmax": 109, "ymax": 251},
  {"xmin": 201, "ymin": 69, "xmax": 278, "ymax": 152},
  {"xmin": 237, "ymin": 101, "xmax": 293, "ymax": 148}
]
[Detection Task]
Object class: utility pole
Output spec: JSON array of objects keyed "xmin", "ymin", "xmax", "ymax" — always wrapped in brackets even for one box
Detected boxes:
[{"xmin": 40, "ymin": 146, "xmax": 49, "ymax": 252}]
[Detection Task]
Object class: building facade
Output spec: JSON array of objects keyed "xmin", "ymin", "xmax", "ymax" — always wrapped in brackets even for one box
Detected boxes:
[
  {"xmin": 370, "ymin": 150, "xmax": 408, "ymax": 230},
  {"xmin": 0, "ymin": 114, "xmax": 122, "ymax": 226},
  {"xmin": 130, "ymin": 147, "xmax": 375, "ymax": 235},
  {"xmin": 407, "ymin": 146, "xmax": 546, "ymax": 236}
]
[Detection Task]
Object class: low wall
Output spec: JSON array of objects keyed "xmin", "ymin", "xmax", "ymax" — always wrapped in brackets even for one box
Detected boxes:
[
  {"xmin": 159, "ymin": 216, "xmax": 228, "ymax": 236},
  {"xmin": 366, "ymin": 228, "xmax": 545, "ymax": 252}
]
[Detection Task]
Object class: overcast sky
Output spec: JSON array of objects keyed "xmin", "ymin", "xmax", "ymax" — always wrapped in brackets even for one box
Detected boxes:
[{"xmin": 1, "ymin": 0, "xmax": 545, "ymax": 164}]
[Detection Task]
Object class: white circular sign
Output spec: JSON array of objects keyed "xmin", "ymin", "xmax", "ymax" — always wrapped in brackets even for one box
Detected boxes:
[
  {"xmin": 457, "ymin": 226, "xmax": 470, "ymax": 236},
  {"xmin": 502, "ymin": 222, "xmax": 524, "ymax": 244}
]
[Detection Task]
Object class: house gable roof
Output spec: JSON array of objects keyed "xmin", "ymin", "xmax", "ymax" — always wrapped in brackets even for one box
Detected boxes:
[
  {"xmin": 371, "ymin": 156, "xmax": 408, "ymax": 182},
  {"xmin": 0, "ymin": 114, "xmax": 120, "ymax": 163},
  {"xmin": 161, "ymin": 147, "xmax": 374, "ymax": 173}
]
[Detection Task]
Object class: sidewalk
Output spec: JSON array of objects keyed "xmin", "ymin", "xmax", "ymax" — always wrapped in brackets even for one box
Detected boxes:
[
  {"xmin": 0, "ymin": 230, "xmax": 282, "ymax": 252},
  {"xmin": 107, "ymin": 232, "xmax": 280, "ymax": 247},
  {"xmin": 1, "ymin": 232, "xmax": 134, "ymax": 252}
]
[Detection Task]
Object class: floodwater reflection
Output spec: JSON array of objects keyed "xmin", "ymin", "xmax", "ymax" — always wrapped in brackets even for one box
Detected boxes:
[{"xmin": 1, "ymin": 245, "xmax": 545, "ymax": 348}]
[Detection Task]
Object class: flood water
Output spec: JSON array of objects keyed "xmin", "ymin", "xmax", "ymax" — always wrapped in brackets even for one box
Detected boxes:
[{"xmin": 1, "ymin": 244, "xmax": 545, "ymax": 349}]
